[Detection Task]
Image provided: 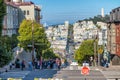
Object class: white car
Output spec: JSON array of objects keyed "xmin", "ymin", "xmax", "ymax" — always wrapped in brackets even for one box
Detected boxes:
[
  {"xmin": 82, "ymin": 62, "xmax": 89, "ymax": 66},
  {"xmin": 70, "ymin": 62, "xmax": 78, "ymax": 66}
]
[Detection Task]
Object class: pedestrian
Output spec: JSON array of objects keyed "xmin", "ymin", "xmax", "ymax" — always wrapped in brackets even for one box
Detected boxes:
[
  {"xmin": 21, "ymin": 60, "xmax": 25, "ymax": 70},
  {"xmin": 9, "ymin": 63, "xmax": 12, "ymax": 70},
  {"xmin": 89, "ymin": 56, "xmax": 93, "ymax": 66},
  {"xmin": 15, "ymin": 58, "xmax": 20, "ymax": 68},
  {"xmin": 40, "ymin": 58, "xmax": 42, "ymax": 69},
  {"xmin": 34, "ymin": 60, "xmax": 37, "ymax": 69},
  {"xmin": 37, "ymin": 60, "xmax": 40, "ymax": 69},
  {"xmin": 28, "ymin": 61, "xmax": 33, "ymax": 71}
]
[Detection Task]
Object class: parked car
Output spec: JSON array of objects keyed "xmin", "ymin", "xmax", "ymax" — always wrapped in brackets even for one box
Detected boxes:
[
  {"xmin": 70, "ymin": 61, "xmax": 78, "ymax": 66},
  {"xmin": 82, "ymin": 61, "xmax": 89, "ymax": 66}
]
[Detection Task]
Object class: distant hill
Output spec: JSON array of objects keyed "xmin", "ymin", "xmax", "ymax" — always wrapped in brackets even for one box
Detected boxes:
[{"xmin": 78, "ymin": 15, "xmax": 110, "ymax": 24}]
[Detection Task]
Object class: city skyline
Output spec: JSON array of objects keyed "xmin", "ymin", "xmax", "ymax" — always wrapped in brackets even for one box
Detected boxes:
[{"xmin": 25, "ymin": 0, "xmax": 120, "ymax": 25}]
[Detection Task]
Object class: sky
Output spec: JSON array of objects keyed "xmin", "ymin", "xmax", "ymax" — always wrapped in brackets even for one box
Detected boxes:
[{"xmin": 25, "ymin": 0, "xmax": 120, "ymax": 25}]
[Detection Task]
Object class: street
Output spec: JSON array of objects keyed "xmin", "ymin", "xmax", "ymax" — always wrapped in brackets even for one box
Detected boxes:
[
  {"xmin": 23, "ymin": 69, "xmax": 57, "ymax": 80},
  {"xmin": 1, "ymin": 66, "xmax": 120, "ymax": 80}
]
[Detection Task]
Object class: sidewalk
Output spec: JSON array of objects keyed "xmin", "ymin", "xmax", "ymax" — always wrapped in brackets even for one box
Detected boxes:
[
  {"xmin": 0, "ymin": 65, "xmax": 10, "ymax": 74},
  {"xmin": 98, "ymin": 65, "xmax": 120, "ymax": 71},
  {"xmin": 0, "ymin": 65, "xmax": 29, "ymax": 74},
  {"xmin": 107, "ymin": 66, "xmax": 120, "ymax": 71}
]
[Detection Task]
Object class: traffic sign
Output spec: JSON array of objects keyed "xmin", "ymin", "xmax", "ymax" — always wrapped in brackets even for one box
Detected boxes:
[{"xmin": 81, "ymin": 66, "xmax": 90, "ymax": 75}]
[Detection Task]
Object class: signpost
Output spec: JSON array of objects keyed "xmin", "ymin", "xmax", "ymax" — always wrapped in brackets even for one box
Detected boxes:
[
  {"xmin": 98, "ymin": 48, "xmax": 103, "ymax": 54},
  {"xmin": 81, "ymin": 66, "xmax": 90, "ymax": 80}
]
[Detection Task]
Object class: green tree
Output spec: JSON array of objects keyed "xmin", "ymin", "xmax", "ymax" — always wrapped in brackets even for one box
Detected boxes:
[
  {"xmin": 42, "ymin": 48, "xmax": 57, "ymax": 60},
  {"xmin": 11, "ymin": 34, "xmax": 19, "ymax": 49},
  {"xmin": 74, "ymin": 39, "xmax": 94, "ymax": 64},
  {"xmin": 0, "ymin": 35, "xmax": 15, "ymax": 67},
  {"xmin": 17, "ymin": 20, "xmax": 50, "ymax": 60},
  {"xmin": 0, "ymin": 0, "xmax": 6, "ymax": 36},
  {"xmin": 78, "ymin": 15, "xmax": 110, "ymax": 24},
  {"xmin": 0, "ymin": 46, "xmax": 12, "ymax": 67}
]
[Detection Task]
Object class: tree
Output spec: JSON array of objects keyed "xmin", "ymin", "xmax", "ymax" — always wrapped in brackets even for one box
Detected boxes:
[
  {"xmin": 0, "ymin": 0, "xmax": 6, "ymax": 36},
  {"xmin": 0, "ymin": 35, "xmax": 14, "ymax": 67},
  {"xmin": 42, "ymin": 48, "xmax": 57, "ymax": 60},
  {"xmin": 0, "ymin": 46, "xmax": 12, "ymax": 67},
  {"xmin": 11, "ymin": 34, "xmax": 19, "ymax": 49},
  {"xmin": 79, "ymin": 15, "xmax": 110, "ymax": 24},
  {"xmin": 17, "ymin": 20, "xmax": 50, "ymax": 60},
  {"xmin": 74, "ymin": 39, "xmax": 94, "ymax": 64}
]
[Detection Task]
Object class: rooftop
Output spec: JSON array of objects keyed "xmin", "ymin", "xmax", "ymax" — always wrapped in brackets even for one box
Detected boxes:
[{"xmin": 5, "ymin": 1, "xmax": 41, "ymax": 11}]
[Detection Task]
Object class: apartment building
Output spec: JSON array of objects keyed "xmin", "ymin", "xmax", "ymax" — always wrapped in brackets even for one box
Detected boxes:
[
  {"xmin": 73, "ymin": 21, "xmax": 97, "ymax": 49},
  {"xmin": 97, "ymin": 22, "xmax": 107, "ymax": 46},
  {"xmin": 2, "ymin": 1, "xmax": 19, "ymax": 36},
  {"xmin": 107, "ymin": 7, "xmax": 120, "ymax": 65},
  {"xmin": 18, "ymin": 1, "xmax": 41, "ymax": 23},
  {"xmin": 2, "ymin": 0, "xmax": 41, "ymax": 36},
  {"xmin": 110, "ymin": 7, "xmax": 120, "ymax": 21},
  {"xmin": 45, "ymin": 21, "xmax": 69, "ymax": 57}
]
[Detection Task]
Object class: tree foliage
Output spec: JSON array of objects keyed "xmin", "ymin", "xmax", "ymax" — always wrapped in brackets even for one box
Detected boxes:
[
  {"xmin": 42, "ymin": 48, "xmax": 58, "ymax": 60},
  {"xmin": 0, "ymin": 35, "xmax": 17, "ymax": 67},
  {"xmin": 17, "ymin": 20, "xmax": 51, "ymax": 59},
  {"xmin": 0, "ymin": 0, "xmax": 6, "ymax": 36},
  {"xmin": 78, "ymin": 15, "xmax": 110, "ymax": 24},
  {"xmin": 0, "ymin": 46, "xmax": 12, "ymax": 67},
  {"xmin": 0, "ymin": 35, "xmax": 18, "ymax": 52},
  {"xmin": 74, "ymin": 39, "xmax": 94, "ymax": 64},
  {"xmin": 11, "ymin": 34, "xmax": 19, "ymax": 49}
]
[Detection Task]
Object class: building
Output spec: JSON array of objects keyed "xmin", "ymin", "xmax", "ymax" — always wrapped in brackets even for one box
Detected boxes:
[
  {"xmin": 107, "ymin": 7, "xmax": 120, "ymax": 65},
  {"xmin": 97, "ymin": 22, "xmax": 107, "ymax": 46},
  {"xmin": 2, "ymin": 0, "xmax": 41, "ymax": 36},
  {"xmin": 45, "ymin": 21, "xmax": 69, "ymax": 57},
  {"xmin": 101, "ymin": 8, "xmax": 104, "ymax": 17},
  {"xmin": 18, "ymin": 1, "xmax": 41, "ymax": 23},
  {"xmin": 2, "ymin": 1, "xmax": 19, "ymax": 36},
  {"xmin": 110, "ymin": 7, "xmax": 120, "ymax": 21},
  {"xmin": 73, "ymin": 21, "xmax": 97, "ymax": 50}
]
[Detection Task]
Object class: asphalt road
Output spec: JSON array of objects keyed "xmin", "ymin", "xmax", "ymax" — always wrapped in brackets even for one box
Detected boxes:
[
  {"xmin": 1, "ymin": 66, "xmax": 120, "ymax": 80},
  {"xmin": 54, "ymin": 70, "xmax": 106, "ymax": 80},
  {"xmin": 0, "ymin": 69, "xmax": 106, "ymax": 80},
  {"xmin": 23, "ymin": 69, "xmax": 58, "ymax": 80}
]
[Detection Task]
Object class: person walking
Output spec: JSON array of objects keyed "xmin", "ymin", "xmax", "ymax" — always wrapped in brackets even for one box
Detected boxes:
[
  {"xmin": 28, "ymin": 61, "xmax": 33, "ymax": 71},
  {"xmin": 21, "ymin": 60, "xmax": 25, "ymax": 70}
]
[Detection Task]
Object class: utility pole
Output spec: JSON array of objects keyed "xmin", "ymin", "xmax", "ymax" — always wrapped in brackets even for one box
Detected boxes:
[
  {"xmin": 98, "ymin": 46, "xmax": 100, "ymax": 66},
  {"xmin": 94, "ymin": 39, "xmax": 97, "ymax": 67},
  {"xmin": 98, "ymin": 31, "xmax": 103, "ymax": 66},
  {"xmin": 32, "ymin": 20, "xmax": 34, "ymax": 62}
]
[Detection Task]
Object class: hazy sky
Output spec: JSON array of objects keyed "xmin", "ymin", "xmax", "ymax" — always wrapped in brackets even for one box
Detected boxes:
[{"xmin": 25, "ymin": 0, "xmax": 120, "ymax": 25}]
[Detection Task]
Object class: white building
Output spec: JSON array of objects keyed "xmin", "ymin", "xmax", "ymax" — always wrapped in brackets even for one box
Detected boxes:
[
  {"xmin": 97, "ymin": 22, "xmax": 107, "ymax": 46},
  {"xmin": 2, "ymin": 0, "xmax": 41, "ymax": 36},
  {"xmin": 18, "ymin": 1, "xmax": 41, "ymax": 23},
  {"xmin": 2, "ymin": 2, "xmax": 19, "ymax": 36},
  {"xmin": 65, "ymin": 21, "xmax": 69, "ymax": 28},
  {"xmin": 101, "ymin": 8, "xmax": 104, "ymax": 17},
  {"xmin": 45, "ymin": 21, "xmax": 69, "ymax": 56},
  {"xmin": 73, "ymin": 21, "xmax": 97, "ymax": 49}
]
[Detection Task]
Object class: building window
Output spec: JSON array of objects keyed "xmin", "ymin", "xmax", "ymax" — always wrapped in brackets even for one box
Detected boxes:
[
  {"xmin": 117, "ymin": 8, "xmax": 119, "ymax": 11},
  {"xmin": 110, "ymin": 12, "xmax": 112, "ymax": 14},
  {"xmin": 23, "ymin": 10, "xmax": 26, "ymax": 15},
  {"xmin": 113, "ymin": 10, "xmax": 115, "ymax": 13},
  {"xmin": 27, "ymin": 10, "xmax": 29, "ymax": 15}
]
